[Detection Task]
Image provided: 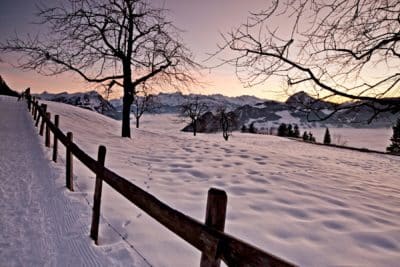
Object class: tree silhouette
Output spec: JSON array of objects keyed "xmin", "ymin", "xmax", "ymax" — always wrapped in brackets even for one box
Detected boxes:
[
  {"xmin": 1, "ymin": 0, "xmax": 197, "ymax": 137},
  {"xmin": 180, "ymin": 96, "xmax": 208, "ymax": 136},
  {"xmin": 387, "ymin": 119, "xmax": 400, "ymax": 154},
  {"xmin": 219, "ymin": 0, "xmax": 400, "ymax": 122},
  {"xmin": 323, "ymin": 128, "xmax": 331, "ymax": 145},
  {"xmin": 132, "ymin": 83, "xmax": 159, "ymax": 129}
]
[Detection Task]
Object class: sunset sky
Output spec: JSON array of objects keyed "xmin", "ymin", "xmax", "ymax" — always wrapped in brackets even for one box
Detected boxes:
[{"xmin": 0, "ymin": 0, "xmax": 289, "ymax": 100}]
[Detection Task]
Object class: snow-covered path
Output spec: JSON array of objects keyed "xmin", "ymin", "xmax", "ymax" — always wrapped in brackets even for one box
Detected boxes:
[{"xmin": 0, "ymin": 97, "xmax": 137, "ymax": 266}]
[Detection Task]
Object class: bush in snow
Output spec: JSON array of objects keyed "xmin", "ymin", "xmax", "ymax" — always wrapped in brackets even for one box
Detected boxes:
[{"xmin": 387, "ymin": 118, "xmax": 400, "ymax": 154}]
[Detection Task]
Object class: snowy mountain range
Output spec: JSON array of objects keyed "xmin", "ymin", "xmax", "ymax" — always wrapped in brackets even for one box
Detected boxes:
[{"xmin": 34, "ymin": 90, "xmax": 397, "ymax": 129}]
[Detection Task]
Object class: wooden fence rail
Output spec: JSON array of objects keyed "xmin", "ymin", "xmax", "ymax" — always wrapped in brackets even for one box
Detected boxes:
[{"xmin": 28, "ymin": 98, "xmax": 296, "ymax": 267}]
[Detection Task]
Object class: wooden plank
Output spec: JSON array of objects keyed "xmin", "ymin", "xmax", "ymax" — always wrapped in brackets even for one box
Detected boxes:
[
  {"xmin": 52, "ymin": 115, "xmax": 59, "ymax": 162},
  {"xmin": 90, "ymin": 145, "xmax": 106, "ymax": 245},
  {"xmin": 200, "ymin": 188, "xmax": 227, "ymax": 267},
  {"xmin": 66, "ymin": 132, "xmax": 74, "ymax": 191},
  {"xmin": 100, "ymin": 168, "xmax": 296, "ymax": 266}
]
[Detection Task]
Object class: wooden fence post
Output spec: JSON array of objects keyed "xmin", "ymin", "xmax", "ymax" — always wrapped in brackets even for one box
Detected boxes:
[
  {"xmin": 39, "ymin": 104, "xmax": 47, "ymax": 136},
  {"xmin": 27, "ymin": 95, "xmax": 31, "ymax": 112},
  {"xmin": 34, "ymin": 101, "xmax": 39, "ymax": 120},
  {"xmin": 31, "ymin": 96, "xmax": 36, "ymax": 116},
  {"xmin": 90, "ymin": 145, "xmax": 107, "ymax": 245},
  {"xmin": 45, "ymin": 112, "xmax": 51, "ymax": 147},
  {"xmin": 200, "ymin": 188, "xmax": 227, "ymax": 267},
  {"xmin": 35, "ymin": 104, "xmax": 44, "ymax": 127},
  {"xmin": 66, "ymin": 132, "xmax": 74, "ymax": 191},
  {"xmin": 52, "ymin": 115, "xmax": 59, "ymax": 162}
]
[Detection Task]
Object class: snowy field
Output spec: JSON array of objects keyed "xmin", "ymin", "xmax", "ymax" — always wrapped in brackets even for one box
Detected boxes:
[{"xmin": 24, "ymin": 100, "xmax": 400, "ymax": 266}]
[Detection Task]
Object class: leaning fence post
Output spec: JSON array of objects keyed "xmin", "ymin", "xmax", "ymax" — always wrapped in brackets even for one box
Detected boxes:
[
  {"xmin": 39, "ymin": 104, "xmax": 47, "ymax": 136},
  {"xmin": 45, "ymin": 112, "xmax": 51, "ymax": 147},
  {"xmin": 200, "ymin": 188, "xmax": 227, "ymax": 267},
  {"xmin": 90, "ymin": 145, "xmax": 107, "ymax": 245},
  {"xmin": 52, "ymin": 115, "xmax": 59, "ymax": 162},
  {"xmin": 66, "ymin": 132, "xmax": 74, "ymax": 191}
]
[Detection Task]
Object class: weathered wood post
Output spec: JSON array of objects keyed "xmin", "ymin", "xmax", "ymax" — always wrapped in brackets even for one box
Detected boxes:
[
  {"xmin": 66, "ymin": 132, "xmax": 74, "ymax": 191},
  {"xmin": 31, "ymin": 96, "xmax": 36, "ymax": 116},
  {"xmin": 90, "ymin": 145, "xmax": 107, "ymax": 245},
  {"xmin": 34, "ymin": 101, "xmax": 39, "ymax": 120},
  {"xmin": 52, "ymin": 115, "xmax": 59, "ymax": 162},
  {"xmin": 27, "ymin": 95, "xmax": 31, "ymax": 112},
  {"xmin": 200, "ymin": 188, "xmax": 228, "ymax": 267},
  {"xmin": 39, "ymin": 104, "xmax": 47, "ymax": 134},
  {"xmin": 45, "ymin": 112, "xmax": 51, "ymax": 147},
  {"xmin": 35, "ymin": 104, "xmax": 44, "ymax": 127}
]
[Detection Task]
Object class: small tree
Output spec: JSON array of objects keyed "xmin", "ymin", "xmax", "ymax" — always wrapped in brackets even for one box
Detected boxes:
[
  {"xmin": 277, "ymin": 123, "xmax": 287, "ymax": 136},
  {"xmin": 387, "ymin": 119, "xmax": 400, "ymax": 154},
  {"xmin": 309, "ymin": 133, "xmax": 316, "ymax": 143},
  {"xmin": 293, "ymin": 124, "xmax": 300, "ymax": 138},
  {"xmin": 241, "ymin": 125, "xmax": 248, "ymax": 133},
  {"xmin": 287, "ymin": 124, "xmax": 294, "ymax": 137},
  {"xmin": 132, "ymin": 84, "xmax": 159, "ymax": 128},
  {"xmin": 217, "ymin": 108, "xmax": 238, "ymax": 141},
  {"xmin": 249, "ymin": 122, "xmax": 257, "ymax": 134},
  {"xmin": 323, "ymin": 128, "xmax": 331, "ymax": 145},
  {"xmin": 180, "ymin": 96, "xmax": 208, "ymax": 136},
  {"xmin": 302, "ymin": 131, "xmax": 309, "ymax": 141}
]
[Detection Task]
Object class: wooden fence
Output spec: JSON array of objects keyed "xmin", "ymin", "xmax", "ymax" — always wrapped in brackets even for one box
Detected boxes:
[{"xmin": 27, "ymin": 97, "xmax": 296, "ymax": 267}]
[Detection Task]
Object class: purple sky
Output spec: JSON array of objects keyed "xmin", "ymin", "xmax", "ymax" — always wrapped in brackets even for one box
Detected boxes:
[{"xmin": 0, "ymin": 0, "xmax": 287, "ymax": 100}]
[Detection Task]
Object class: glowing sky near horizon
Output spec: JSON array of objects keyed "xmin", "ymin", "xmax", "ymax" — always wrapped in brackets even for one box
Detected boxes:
[{"xmin": 0, "ymin": 0, "xmax": 289, "ymax": 100}]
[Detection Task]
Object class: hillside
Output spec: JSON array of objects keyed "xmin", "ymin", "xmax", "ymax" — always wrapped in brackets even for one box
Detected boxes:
[
  {"xmin": 0, "ymin": 75, "xmax": 19, "ymax": 97},
  {"xmin": 38, "ymin": 99, "xmax": 400, "ymax": 267}
]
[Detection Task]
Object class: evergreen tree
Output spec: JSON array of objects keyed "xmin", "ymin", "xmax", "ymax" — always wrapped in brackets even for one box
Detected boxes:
[
  {"xmin": 323, "ymin": 128, "xmax": 331, "ymax": 144},
  {"xmin": 309, "ymin": 132, "xmax": 316, "ymax": 142},
  {"xmin": 241, "ymin": 125, "xmax": 248, "ymax": 133},
  {"xmin": 302, "ymin": 131, "xmax": 309, "ymax": 141},
  {"xmin": 249, "ymin": 122, "xmax": 257, "ymax": 134},
  {"xmin": 287, "ymin": 124, "xmax": 294, "ymax": 137},
  {"xmin": 387, "ymin": 119, "xmax": 400, "ymax": 154},
  {"xmin": 293, "ymin": 124, "xmax": 300, "ymax": 138},
  {"xmin": 277, "ymin": 123, "xmax": 287, "ymax": 136}
]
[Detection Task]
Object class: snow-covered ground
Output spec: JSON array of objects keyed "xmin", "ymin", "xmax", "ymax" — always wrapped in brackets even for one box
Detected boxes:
[
  {"xmin": 30, "ymin": 100, "xmax": 400, "ymax": 267},
  {"xmin": 0, "ymin": 96, "xmax": 147, "ymax": 266},
  {"xmin": 2, "ymin": 96, "xmax": 400, "ymax": 266},
  {"xmin": 308, "ymin": 127, "xmax": 392, "ymax": 152}
]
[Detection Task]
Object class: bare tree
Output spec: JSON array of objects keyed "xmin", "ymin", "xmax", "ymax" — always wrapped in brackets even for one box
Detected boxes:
[
  {"xmin": 180, "ymin": 96, "xmax": 208, "ymax": 136},
  {"xmin": 132, "ymin": 83, "xmax": 159, "ymax": 128},
  {"xmin": 217, "ymin": 107, "xmax": 238, "ymax": 141},
  {"xmin": 218, "ymin": 0, "xmax": 400, "ymax": 122},
  {"xmin": 1, "ymin": 0, "xmax": 197, "ymax": 137}
]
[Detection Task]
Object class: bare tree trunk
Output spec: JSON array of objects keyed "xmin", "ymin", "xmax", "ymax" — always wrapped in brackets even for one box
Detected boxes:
[
  {"xmin": 122, "ymin": 95, "xmax": 132, "ymax": 137},
  {"xmin": 136, "ymin": 117, "xmax": 140, "ymax": 128},
  {"xmin": 193, "ymin": 119, "xmax": 197, "ymax": 136},
  {"xmin": 122, "ymin": 61, "xmax": 133, "ymax": 138}
]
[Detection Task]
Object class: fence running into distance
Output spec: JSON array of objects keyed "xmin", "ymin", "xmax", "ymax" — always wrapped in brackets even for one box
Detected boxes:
[{"xmin": 26, "ymin": 97, "xmax": 296, "ymax": 267}]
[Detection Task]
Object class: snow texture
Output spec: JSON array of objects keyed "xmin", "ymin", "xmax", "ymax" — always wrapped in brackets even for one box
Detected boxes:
[{"xmin": 36, "ymin": 100, "xmax": 400, "ymax": 267}]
